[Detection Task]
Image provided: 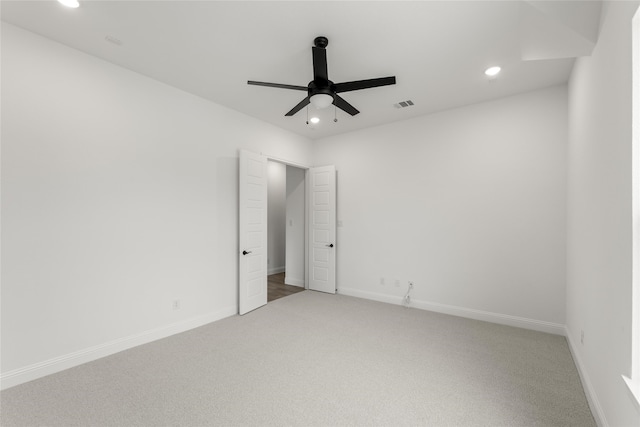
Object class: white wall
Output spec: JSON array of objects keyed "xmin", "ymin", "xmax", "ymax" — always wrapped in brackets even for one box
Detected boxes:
[
  {"xmin": 312, "ymin": 86, "xmax": 568, "ymax": 330},
  {"xmin": 0, "ymin": 23, "xmax": 312, "ymax": 386},
  {"xmin": 567, "ymin": 1, "xmax": 640, "ymax": 425},
  {"xmin": 285, "ymin": 166, "xmax": 305, "ymax": 287},
  {"xmin": 267, "ymin": 161, "xmax": 286, "ymax": 274}
]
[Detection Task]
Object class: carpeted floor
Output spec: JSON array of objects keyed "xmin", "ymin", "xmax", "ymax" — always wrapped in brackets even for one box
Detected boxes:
[{"xmin": 1, "ymin": 291, "xmax": 595, "ymax": 426}]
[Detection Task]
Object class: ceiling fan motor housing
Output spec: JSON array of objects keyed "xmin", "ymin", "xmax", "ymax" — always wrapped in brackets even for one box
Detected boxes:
[{"xmin": 308, "ymin": 80, "xmax": 334, "ymax": 98}]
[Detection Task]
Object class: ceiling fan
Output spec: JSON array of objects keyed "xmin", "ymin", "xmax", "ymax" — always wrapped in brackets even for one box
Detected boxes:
[{"xmin": 248, "ymin": 36, "xmax": 396, "ymax": 117}]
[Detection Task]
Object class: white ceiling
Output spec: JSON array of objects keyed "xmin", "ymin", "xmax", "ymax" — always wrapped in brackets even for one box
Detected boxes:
[{"xmin": 1, "ymin": 0, "xmax": 602, "ymax": 140}]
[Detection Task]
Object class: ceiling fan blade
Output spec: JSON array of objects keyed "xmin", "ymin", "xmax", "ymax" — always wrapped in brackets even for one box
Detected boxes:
[
  {"xmin": 334, "ymin": 76, "xmax": 396, "ymax": 93},
  {"xmin": 247, "ymin": 81, "xmax": 307, "ymax": 91},
  {"xmin": 285, "ymin": 97, "xmax": 311, "ymax": 116},
  {"xmin": 333, "ymin": 95, "xmax": 360, "ymax": 116},
  {"xmin": 312, "ymin": 46, "xmax": 328, "ymax": 82}
]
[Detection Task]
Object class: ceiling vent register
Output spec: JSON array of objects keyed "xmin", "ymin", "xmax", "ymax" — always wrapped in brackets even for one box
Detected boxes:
[{"xmin": 394, "ymin": 100, "xmax": 414, "ymax": 108}]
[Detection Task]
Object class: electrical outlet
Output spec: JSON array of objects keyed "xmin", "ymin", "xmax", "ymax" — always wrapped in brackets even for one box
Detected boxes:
[
  {"xmin": 173, "ymin": 300, "xmax": 180, "ymax": 310},
  {"xmin": 580, "ymin": 330, "xmax": 584, "ymax": 344}
]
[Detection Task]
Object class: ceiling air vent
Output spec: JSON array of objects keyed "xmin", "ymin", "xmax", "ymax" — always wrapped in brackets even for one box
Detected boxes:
[{"xmin": 394, "ymin": 100, "xmax": 414, "ymax": 109}]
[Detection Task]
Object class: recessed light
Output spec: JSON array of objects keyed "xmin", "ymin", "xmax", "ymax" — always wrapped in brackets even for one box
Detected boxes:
[
  {"xmin": 309, "ymin": 117, "xmax": 320, "ymax": 124},
  {"xmin": 57, "ymin": 0, "xmax": 80, "ymax": 8},
  {"xmin": 485, "ymin": 66, "xmax": 501, "ymax": 77}
]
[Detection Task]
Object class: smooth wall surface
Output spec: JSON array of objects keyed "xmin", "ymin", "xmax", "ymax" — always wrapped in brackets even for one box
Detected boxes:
[
  {"xmin": 313, "ymin": 85, "xmax": 568, "ymax": 326},
  {"xmin": 1, "ymin": 24, "xmax": 312, "ymax": 377},
  {"xmin": 567, "ymin": 1, "xmax": 640, "ymax": 425}
]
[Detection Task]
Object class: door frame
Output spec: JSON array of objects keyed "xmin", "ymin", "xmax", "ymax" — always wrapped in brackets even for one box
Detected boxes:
[
  {"xmin": 267, "ymin": 156, "xmax": 310, "ymax": 291},
  {"xmin": 265, "ymin": 157, "xmax": 337, "ymax": 293},
  {"xmin": 255, "ymin": 153, "xmax": 311, "ymax": 292}
]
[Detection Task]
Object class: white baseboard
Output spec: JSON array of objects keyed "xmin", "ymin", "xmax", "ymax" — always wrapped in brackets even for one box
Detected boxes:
[
  {"xmin": 338, "ymin": 287, "xmax": 403, "ymax": 305},
  {"xmin": 268, "ymin": 266, "xmax": 285, "ymax": 275},
  {"xmin": 0, "ymin": 306, "xmax": 237, "ymax": 391},
  {"xmin": 337, "ymin": 287, "xmax": 565, "ymax": 335},
  {"xmin": 565, "ymin": 326, "xmax": 608, "ymax": 427},
  {"xmin": 284, "ymin": 276, "xmax": 305, "ymax": 287}
]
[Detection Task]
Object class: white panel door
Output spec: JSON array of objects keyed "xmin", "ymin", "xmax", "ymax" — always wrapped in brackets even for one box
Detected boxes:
[
  {"xmin": 239, "ymin": 150, "xmax": 268, "ymax": 315},
  {"xmin": 307, "ymin": 166, "xmax": 336, "ymax": 294}
]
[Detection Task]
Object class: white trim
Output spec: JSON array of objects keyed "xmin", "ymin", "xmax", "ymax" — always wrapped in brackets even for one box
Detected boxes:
[
  {"xmin": 0, "ymin": 306, "xmax": 237, "ymax": 391},
  {"xmin": 623, "ymin": 375, "xmax": 640, "ymax": 413},
  {"xmin": 261, "ymin": 153, "xmax": 310, "ymax": 170},
  {"xmin": 305, "ymin": 168, "xmax": 310, "ymax": 291},
  {"xmin": 284, "ymin": 276, "xmax": 305, "ymax": 287},
  {"xmin": 268, "ymin": 266, "xmax": 285, "ymax": 275},
  {"xmin": 338, "ymin": 287, "xmax": 565, "ymax": 335},
  {"xmin": 630, "ymin": 2, "xmax": 640, "ymax": 388},
  {"xmin": 338, "ymin": 287, "xmax": 403, "ymax": 305},
  {"xmin": 565, "ymin": 327, "xmax": 609, "ymax": 427}
]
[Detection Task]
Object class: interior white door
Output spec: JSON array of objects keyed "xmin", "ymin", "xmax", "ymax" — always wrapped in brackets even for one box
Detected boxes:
[
  {"xmin": 307, "ymin": 166, "xmax": 336, "ymax": 294},
  {"xmin": 239, "ymin": 150, "xmax": 268, "ymax": 315}
]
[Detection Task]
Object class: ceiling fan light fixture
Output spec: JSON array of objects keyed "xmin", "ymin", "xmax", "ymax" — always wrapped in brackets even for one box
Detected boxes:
[
  {"xmin": 309, "ymin": 94, "xmax": 333, "ymax": 109},
  {"xmin": 57, "ymin": 0, "xmax": 80, "ymax": 8},
  {"xmin": 309, "ymin": 117, "xmax": 320, "ymax": 124}
]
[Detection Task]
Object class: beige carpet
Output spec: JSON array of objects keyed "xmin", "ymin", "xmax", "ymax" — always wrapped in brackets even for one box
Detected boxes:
[{"xmin": 1, "ymin": 291, "xmax": 595, "ymax": 426}]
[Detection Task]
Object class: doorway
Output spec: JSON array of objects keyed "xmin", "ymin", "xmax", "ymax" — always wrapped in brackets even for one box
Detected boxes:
[
  {"xmin": 239, "ymin": 149, "xmax": 336, "ymax": 315},
  {"xmin": 266, "ymin": 161, "xmax": 306, "ymax": 302}
]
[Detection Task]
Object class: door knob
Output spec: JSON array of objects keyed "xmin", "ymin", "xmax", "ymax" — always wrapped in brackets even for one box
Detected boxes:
[
  {"xmin": 242, "ymin": 250, "xmax": 252, "ymax": 255},
  {"xmin": 326, "ymin": 243, "xmax": 334, "ymax": 248}
]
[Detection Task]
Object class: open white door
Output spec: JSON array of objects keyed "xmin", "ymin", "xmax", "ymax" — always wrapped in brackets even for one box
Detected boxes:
[
  {"xmin": 307, "ymin": 166, "xmax": 336, "ymax": 294},
  {"xmin": 239, "ymin": 150, "xmax": 268, "ymax": 315}
]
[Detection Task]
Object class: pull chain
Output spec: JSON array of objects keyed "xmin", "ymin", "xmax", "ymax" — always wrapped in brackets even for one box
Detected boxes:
[{"xmin": 334, "ymin": 104, "xmax": 338, "ymax": 123}]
